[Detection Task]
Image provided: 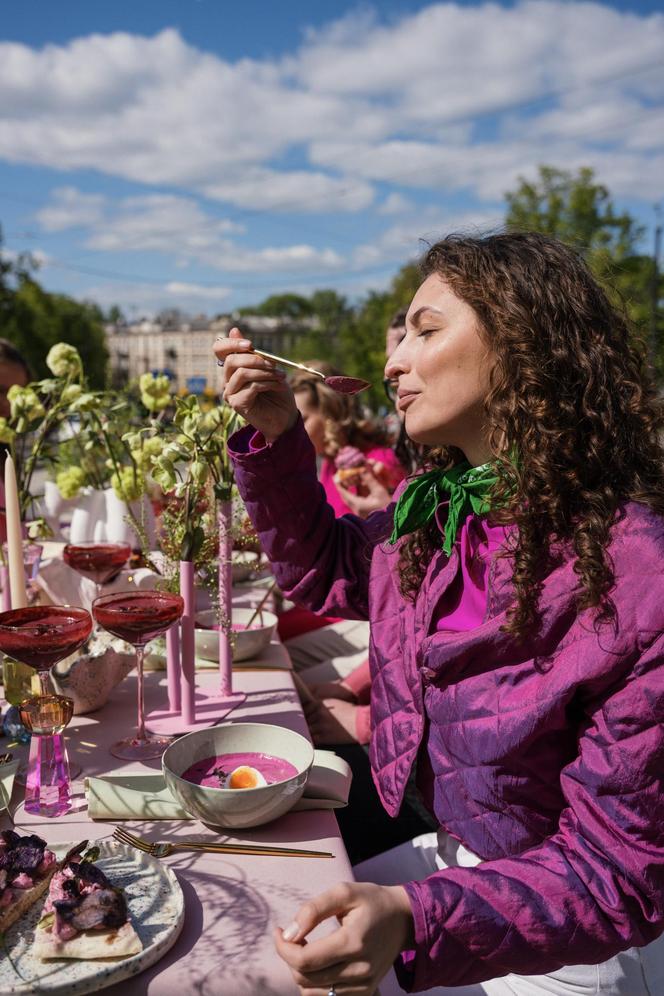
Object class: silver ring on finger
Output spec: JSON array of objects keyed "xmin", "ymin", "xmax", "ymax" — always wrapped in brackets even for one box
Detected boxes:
[{"xmin": 216, "ymin": 359, "xmax": 224, "ymax": 368}]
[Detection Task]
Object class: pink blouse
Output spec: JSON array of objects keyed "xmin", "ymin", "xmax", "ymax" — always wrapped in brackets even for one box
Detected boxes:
[{"xmin": 344, "ymin": 510, "xmax": 511, "ymax": 744}]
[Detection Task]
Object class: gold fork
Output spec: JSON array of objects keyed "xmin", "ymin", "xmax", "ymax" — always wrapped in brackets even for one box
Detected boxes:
[{"xmin": 113, "ymin": 826, "xmax": 333, "ymax": 859}]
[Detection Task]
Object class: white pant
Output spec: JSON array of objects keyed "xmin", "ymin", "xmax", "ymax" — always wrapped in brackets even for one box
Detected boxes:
[
  {"xmin": 285, "ymin": 619, "xmax": 370, "ymax": 683},
  {"xmin": 354, "ymin": 832, "xmax": 664, "ymax": 995}
]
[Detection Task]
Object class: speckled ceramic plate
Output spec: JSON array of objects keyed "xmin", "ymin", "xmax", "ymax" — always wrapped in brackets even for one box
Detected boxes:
[{"xmin": 0, "ymin": 839, "xmax": 184, "ymax": 995}]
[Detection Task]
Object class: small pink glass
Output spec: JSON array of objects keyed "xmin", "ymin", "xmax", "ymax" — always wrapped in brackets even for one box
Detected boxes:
[
  {"xmin": 20, "ymin": 694, "xmax": 75, "ymax": 818},
  {"xmin": 0, "ymin": 606, "xmax": 93, "ymax": 807}
]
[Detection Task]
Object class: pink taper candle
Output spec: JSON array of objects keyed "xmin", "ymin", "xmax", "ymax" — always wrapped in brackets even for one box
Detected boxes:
[
  {"xmin": 4, "ymin": 455, "xmax": 27, "ymax": 608},
  {"xmin": 218, "ymin": 499, "xmax": 233, "ymax": 696},
  {"xmin": 166, "ymin": 622, "xmax": 181, "ymax": 714},
  {"xmin": 179, "ymin": 560, "xmax": 196, "ymax": 724}
]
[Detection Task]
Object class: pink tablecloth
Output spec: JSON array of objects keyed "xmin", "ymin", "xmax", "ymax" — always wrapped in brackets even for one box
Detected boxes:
[{"xmin": 1, "ymin": 657, "xmax": 354, "ymax": 995}]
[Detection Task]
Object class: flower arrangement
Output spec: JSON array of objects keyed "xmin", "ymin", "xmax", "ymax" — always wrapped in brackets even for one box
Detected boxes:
[{"xmin": 1, "ymin": 343, "xmax": 90, "ymax": 531}]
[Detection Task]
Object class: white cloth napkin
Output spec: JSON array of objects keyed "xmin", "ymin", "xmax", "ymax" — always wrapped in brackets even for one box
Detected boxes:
[{"xmin": 85, "ymin": 749, "xmax": 351, "ymax": 820}]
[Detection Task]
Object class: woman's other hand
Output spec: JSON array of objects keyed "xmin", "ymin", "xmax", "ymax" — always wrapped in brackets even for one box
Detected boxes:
[
  {"xmin": 334, "ymin": 465, "xmax": 392, "ymax": 517},
  {"xmin": 275, "ymin": 881, "xmax": 414, "ymax": 995},
  {"xmin": 214, "ymin": 328, "xmax": 298, "ymax": 442},
  {"xmin": 303, "ymin": 698, "xmax": 359, "ymax": 745}
]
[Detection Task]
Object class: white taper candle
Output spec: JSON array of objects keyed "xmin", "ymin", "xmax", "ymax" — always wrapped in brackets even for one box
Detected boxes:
[{"xmin": 4, "ymin": 455, "xmax": 27, "ymax": 608}]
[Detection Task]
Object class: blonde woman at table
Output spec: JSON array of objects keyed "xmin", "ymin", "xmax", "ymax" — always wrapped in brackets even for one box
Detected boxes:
[{"xmin": 215, "ymin": 231, "xmax": 664, "ymax": 996}]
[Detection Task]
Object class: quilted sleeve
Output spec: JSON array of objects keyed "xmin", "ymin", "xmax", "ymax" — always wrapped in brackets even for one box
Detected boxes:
[
  {"xmin": 228, "ymin": 417, "xmax": 392, "ymax": 621},
  {"xmin": 395, "ymin": 630, "xmax": 664, "ymax": 991}
]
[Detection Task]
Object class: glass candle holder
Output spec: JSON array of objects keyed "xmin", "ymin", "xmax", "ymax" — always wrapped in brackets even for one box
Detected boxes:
[{"xmin": 19, "ymin": 693, "xmax": 75, "ymax": 818}]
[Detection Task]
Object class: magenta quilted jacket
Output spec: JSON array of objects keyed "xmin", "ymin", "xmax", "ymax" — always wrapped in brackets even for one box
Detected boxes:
[{"xmin": 229, "ymin": 418, "xmax": 664, "ymax": 991}]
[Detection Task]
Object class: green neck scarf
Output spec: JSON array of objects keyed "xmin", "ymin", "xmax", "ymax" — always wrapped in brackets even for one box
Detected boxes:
[{"xmin": 389, "ymin": 460, "xmax": 499, "ymax": 556}]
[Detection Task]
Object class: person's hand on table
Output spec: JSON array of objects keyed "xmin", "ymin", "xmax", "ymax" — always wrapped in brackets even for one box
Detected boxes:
[
  {"xmin": 275, "ymin": 881, "xmax": 414, "ymax": 995},
  {"xmin": 304, "ymin": 698, "xmax": 359, "ymax": 745},
  {"xmin": 308, "ymin": 680, "xmax": 357, "ymax": 703},
  {"xmin": 334, "ymin": 466, "xmax": 391, "ymax": 518},
  {"xmin": 214, "ymin": 327, "xmax": 298, "ymax": 442}
]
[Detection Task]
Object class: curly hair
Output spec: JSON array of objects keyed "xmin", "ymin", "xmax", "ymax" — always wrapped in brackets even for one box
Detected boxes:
[
  {"xmin": 399, "ymin": 231, "xmax": 664, "ymax": 638},
  {"xmin": 289, "ymin": 361, "xmax": 388, "ymax": 459}
]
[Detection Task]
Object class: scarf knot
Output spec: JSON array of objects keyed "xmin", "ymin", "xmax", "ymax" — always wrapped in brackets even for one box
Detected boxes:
[{"xmin": 389, "ymin": 461, "xmax": 499, "ymax": 556}]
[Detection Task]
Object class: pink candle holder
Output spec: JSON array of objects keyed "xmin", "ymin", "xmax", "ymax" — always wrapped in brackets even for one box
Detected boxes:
[{"xmin": 19, "ymin": 694, "xmax": 74, "ymax": 818}]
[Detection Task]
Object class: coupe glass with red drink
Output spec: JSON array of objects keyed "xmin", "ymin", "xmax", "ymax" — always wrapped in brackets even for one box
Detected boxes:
[
  {"xmin": 0, "ymin": 605, "xmax": 92, "ymax": 816},
  {"xmin": 92, "ymin": 589, "xmax": 184, "ymax": 760},
  {"xmin": 63, "ymin": 541, "xmax": 132, "ymax": 599}
]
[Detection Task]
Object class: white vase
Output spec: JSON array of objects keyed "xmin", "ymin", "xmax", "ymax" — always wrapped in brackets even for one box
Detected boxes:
[
  {"xmin": 68, "ymin": 488, "xmax": 108, "ymax": 543},
  {"xmin": 104, "ymin": 488, "xmax": 156, "ymax": 549},
  {"xmin": 41, "ymin": 480, "xmax": 77, "ymax": 540}
]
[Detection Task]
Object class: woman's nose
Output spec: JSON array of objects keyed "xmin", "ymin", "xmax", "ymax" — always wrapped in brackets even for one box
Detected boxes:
[{"xmin": 384, "ymin": 340, "xmax": 409, "ymax": 381}]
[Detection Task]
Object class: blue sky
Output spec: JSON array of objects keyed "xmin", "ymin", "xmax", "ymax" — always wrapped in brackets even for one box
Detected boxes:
[{"xmin": 1, "ymin": 0, "xmax": 662, "ymax": 318}]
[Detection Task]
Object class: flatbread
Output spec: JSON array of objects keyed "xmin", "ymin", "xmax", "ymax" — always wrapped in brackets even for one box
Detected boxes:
[
  {"xmin": 0, "ymin": 873, "xmax": 54, "ymax": 934},
  {"xmin": 33, "ymin": 919, "xmax": 142, "ymax": 960}
]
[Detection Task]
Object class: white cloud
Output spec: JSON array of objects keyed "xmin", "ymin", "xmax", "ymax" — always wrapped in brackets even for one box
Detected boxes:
[
  {"xmin": 165, "ymin": 282, "xmax": 230, "ymax": 300},
  {"xmin": 77, "ymin": 280, "xmax": 228, "ymax": 317},
  {"xmin": 0, "ymin": 2, "xmax": 661, "ymax": 214},
  {"xmin": 378, "ymin": 193, "xmax": 414, "ymax": 216},
  {"xmin": 36, "ymin": 187, "xmax": 105, "ymax": 231},
  {"xmin": 35, "ymin": 187, "xmax": 345, "ymax": 273}
]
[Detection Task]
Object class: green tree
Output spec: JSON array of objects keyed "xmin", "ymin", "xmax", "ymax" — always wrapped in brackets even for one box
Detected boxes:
[
  {"xmin": 291, "ymin": 289, "xmax": 352, "ymax": 365},
  {"xmin": 337, "ymin": 261, "xmax": 422, "ymax": 408},
  {"xmin": 0, "ymin": 235, "xmax": 109, "ymax": 387},
  {"xmin": 239, "ymin": 293, "xmax": 314, "ymax": 319},
  {"xmin": 505, "ymin": 166, "xmax": 662, "ymax": 378}
]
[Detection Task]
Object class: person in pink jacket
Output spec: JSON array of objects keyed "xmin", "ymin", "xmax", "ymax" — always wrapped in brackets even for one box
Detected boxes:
[{"xmin": 216, "ymin": 231, "xmax": 664, "ymax": 996}]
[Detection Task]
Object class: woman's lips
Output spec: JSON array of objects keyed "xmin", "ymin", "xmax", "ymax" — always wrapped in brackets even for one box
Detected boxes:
[{"xmin": 397, "ymin": 391, "xmax": 419, "ymax": 413}]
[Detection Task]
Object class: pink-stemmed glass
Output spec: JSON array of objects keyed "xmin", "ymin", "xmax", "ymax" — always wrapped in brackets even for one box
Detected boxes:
[
  {"xmin": 92, "ymin": 590, "xmax": 184, "ymax": 760},
  {"xmin": 0, "ymin": 606, "xmax": 92, "ymax": 817},
  {"xmin": 20, "ymin": 693, "xmax": 74, "ymax": 818},
  {"xmin": 63, "ymin": 542, "xmax": 132, "ymax": 600}
]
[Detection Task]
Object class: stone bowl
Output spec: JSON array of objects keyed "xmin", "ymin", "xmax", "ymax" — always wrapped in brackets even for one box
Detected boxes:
[
  {"xmin": 162, "ymin": 723, "xmax": 314, "ymax": 829},
  {"xmin": 51, "ymin": 644, "xmax": 134, "ymax": 714}
]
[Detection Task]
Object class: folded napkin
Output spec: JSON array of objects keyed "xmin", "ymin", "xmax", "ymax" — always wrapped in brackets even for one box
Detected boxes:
[
  {"xmin": 0, "ymin": 758, "xmax": 19, "ymax": 812},
  {"xmin": 85, "ymin": 748, "xmax": 351, "ymax": 821}
]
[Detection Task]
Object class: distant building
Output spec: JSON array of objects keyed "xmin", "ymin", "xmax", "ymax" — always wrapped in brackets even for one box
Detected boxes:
[{"xmin": 105, "ymin": 313, "xmax": 319, "ymax": 392}]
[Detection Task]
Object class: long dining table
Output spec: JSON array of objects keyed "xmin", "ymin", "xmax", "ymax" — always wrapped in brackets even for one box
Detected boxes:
[{"xmin": 0, "ymin": 648, "xmax": 355, "ymax": 995}]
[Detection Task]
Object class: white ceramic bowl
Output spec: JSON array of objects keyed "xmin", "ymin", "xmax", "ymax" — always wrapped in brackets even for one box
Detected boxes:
[
  {"xmin": 231, "ymin": 551, "xmax": 262, "ymax": 581},
  {"xmin": 195, "ymin": 607, "xmax": 277, "ymax": 663},
  {"xmin": 162, "ymin": 723, "xmax": 314, "ymax": 828}
]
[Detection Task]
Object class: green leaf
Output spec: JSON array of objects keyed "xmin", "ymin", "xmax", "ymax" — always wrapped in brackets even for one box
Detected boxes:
[
  {"xmin": 180, "ymin": 531, "xmax": 194, "ymax": 561},
  {"xmin": 190, "ymin": 525, "xmax": 206, "ymax": 561}
]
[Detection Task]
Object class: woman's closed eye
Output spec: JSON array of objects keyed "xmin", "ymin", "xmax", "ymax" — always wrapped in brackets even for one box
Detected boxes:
[{"xmin": 418, "ymin": 326, "xmax": 440, "ymax": 338}]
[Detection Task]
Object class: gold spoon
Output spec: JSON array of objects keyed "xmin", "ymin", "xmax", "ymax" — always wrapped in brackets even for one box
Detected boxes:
[{"xmin": 217, "ymin": 341, "xmax": 370, "ymax": 396}]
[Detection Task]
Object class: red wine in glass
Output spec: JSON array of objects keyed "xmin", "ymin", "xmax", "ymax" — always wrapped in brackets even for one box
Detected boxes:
[
  {"xmin": 63, "ymin": 542, "xmax": 132, "ymax": 595},
  {"xmin": 0, "ymin": 606, "xmax": 93, "ymax": 694},
  {"xmin": 0, "ymin": 606, "xmax": 92, "ymax": 813},
  {"xmin": 92, "ymin": 590, "xmax": 184, "ymax": 760}
]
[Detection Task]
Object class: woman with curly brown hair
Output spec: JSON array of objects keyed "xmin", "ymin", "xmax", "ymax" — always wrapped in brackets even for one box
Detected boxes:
[{"xmin": 215, "ymin": 231, "xmax": 664, "ymax": 995}]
